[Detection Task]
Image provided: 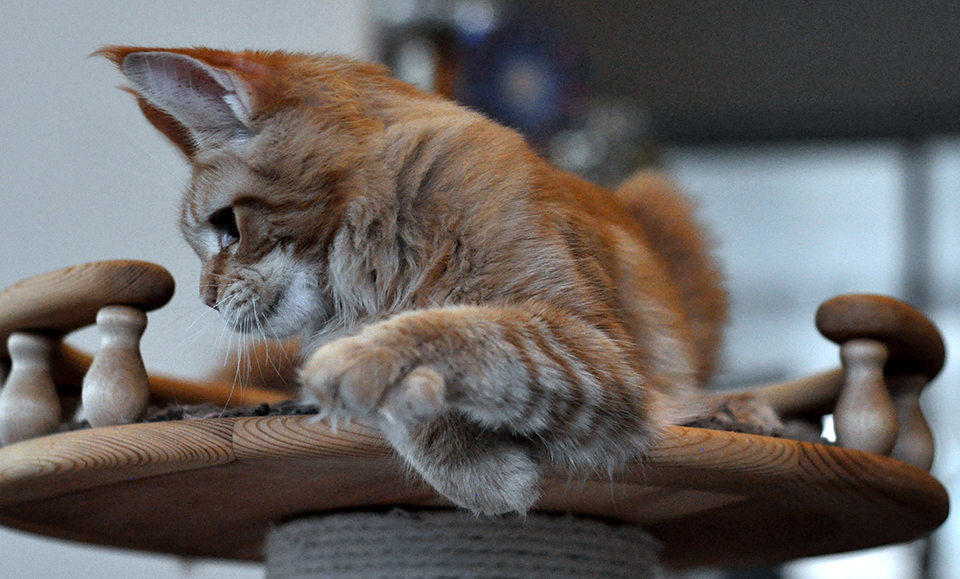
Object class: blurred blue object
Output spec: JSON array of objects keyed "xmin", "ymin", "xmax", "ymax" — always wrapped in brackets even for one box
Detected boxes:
[{"xmin": 454, "ymin": 12, "xmax": 588, "ymax": 147}]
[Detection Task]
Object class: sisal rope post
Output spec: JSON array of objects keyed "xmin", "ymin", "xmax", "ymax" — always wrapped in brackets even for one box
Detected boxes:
[{"xmin": 265, "ymin": 509, "xmax": 664, "ymax": 579}]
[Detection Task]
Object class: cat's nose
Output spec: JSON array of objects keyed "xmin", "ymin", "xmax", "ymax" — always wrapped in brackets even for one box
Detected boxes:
[{"xmin": 203, "ymin": 291, "xmax": 219, "ymax": 311}]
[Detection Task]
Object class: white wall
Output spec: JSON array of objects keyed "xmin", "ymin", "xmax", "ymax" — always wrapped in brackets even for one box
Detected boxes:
[
  {"xmin": 0, "ymin": 2, "xmax": 371, "ymax": 577},
  {"xmin": 664, "ymin": 143, "xmax": 907, "ymax": 384}
]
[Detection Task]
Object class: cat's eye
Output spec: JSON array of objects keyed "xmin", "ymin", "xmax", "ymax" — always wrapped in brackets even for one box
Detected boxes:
[{"xmin": 209, "ymin": 207, "xmax": 240, "ymax": 249}]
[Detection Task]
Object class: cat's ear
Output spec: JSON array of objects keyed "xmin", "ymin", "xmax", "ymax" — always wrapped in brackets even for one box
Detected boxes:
[{"xmin": 97, "ymin": 47, "xmax": 261, "ymax": 157}]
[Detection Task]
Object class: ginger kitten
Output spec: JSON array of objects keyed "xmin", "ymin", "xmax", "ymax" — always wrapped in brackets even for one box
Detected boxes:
[{"xmin": 100, "ymin": 46, "xmax": 775, "ymax": 514}]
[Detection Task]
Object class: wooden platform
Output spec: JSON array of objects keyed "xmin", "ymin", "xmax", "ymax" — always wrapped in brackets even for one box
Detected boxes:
[{"xmin": 0, "ymin": 417, "xmax": 948, "ymax": 568}]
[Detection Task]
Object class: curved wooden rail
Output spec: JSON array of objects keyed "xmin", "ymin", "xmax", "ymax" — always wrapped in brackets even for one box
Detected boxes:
[
  {"xmin": 0, "ymin": 260, "xmax": 175, "ymax": 355},
  {"xmin": 816, "ymin": 294, "xmax": 946, "ymax": 379},
  {"xmin": 0, "ymin": 261, "xmax": 286, "ymax": 438},
  {"xmin": 0, "ymin": 265, "xmax": 946, "ymax": 466},
  {"xmin": 0, "ymin": 417, "xmax": 946, "ymax": 568},
  {"xmin": 47, "ymin": 343, "xmax": 287, "ymax": 407},
  {"xmin": 741, "ymin": 294, "xmax": 944, "ymax": 469}
]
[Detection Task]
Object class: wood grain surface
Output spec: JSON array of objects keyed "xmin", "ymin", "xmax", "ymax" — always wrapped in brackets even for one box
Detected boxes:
[
  {"xmin": 0, "ymin": 417, "xmax": 947, "ymax": 568},
  {"xmin": 0, "ymin": 260, "xmax": 175, "ymax": 357},
  {"xmin": 816, "ymin": 294, "xmax": 946, "ymax": 379}
]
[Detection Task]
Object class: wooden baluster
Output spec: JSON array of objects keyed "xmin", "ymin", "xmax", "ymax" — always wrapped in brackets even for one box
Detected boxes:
[
  {"xmin": 834, "ymin": 338, "xmax": 899, "ymax": 455},
  {"xmin": 887, "ymin": 373, "xmax": 935, "ymax": 470},
  {"xmin": 816, "ymin": 294, "xmax": 944, "ymax": 461},
  {"xmin": 0, "ymin": 332, "xmax": 62, "ymax": 445},
  {"xmin": 81, "ymin": 305, "xmax": 150, "ymax": 427}
]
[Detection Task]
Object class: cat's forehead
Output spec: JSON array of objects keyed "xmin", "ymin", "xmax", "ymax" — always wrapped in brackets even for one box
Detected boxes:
[{"xmin": 184, "ymin": 150, "xmax": 257, "ymax": 212}]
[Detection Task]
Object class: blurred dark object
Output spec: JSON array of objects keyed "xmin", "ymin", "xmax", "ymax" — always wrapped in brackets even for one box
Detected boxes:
[
  {"xmin": 524, "ymin": 0, "xmax": 960, "ymax": 144},
  {"xmin": 377, "ymin": 2, "xmax": 587, "ymax": 147},
  {"xmin": 379, "ymin": 0, "xmax": 960, "ymax": 145},
  {"xmin": 376, "ymin": 7, "xmax": 458, "ymax": 99},
  {"xmin": 451, "ymin": 12, "xmax": 587, "ymax": 148},
  {"xmin": 549, "ymin": 97, "xmax": 659, "ymax": 186},
  {"xmin": 375, "ymin": 0, "xmax": 659, "ymax": 183}
]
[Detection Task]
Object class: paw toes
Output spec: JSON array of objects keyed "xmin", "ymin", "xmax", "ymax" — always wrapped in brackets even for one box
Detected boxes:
[
  {"xmin": 298, "ymin": 356, "xmax": 342, "ymax": 408},
  {"xmin": 335, "ymin": 349, "xmax": 395, "ymax": 413},
  {"xmin": 299, "ymin": 338, "xmax": 402, "ymax": 416},
  {"xmin": 382, "ymin": 365, "xmax": 446, "ymax": 424}
]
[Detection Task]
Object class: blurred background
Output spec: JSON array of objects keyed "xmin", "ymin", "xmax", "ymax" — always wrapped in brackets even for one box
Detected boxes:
[{"xmin": 0, "ymin": 1, "xmax": 957, "ymax": 577}]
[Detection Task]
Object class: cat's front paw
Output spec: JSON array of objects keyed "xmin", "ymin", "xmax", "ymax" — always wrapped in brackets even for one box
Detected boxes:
[{"xmin": 300, "ymin": 332, "xmax": 447, "ymax": 424}]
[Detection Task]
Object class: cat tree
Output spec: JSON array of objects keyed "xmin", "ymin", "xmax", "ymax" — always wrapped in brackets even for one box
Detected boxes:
[{"xmin": 0, "ymin": 260, "xmax": 948, "ymax": 577}]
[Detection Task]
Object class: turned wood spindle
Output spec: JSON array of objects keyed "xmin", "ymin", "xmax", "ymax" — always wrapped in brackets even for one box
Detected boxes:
[
  {"xmin": 0, "ymin": 262, "xmax": 287, "ymax": 412},
  {"xmin": 816, "ymin": 294, "xmax": 944, "ymax": 466},
  {"xmin": 835, "ymin": 338, "xmax": 898, "ymax": 455},
  {"xmin": 0, "ymin": 332, "xmax": 62, "ymax": 445},
  {"xmin": 887, "ymin": 373, "xmax": 936, "ymax": 471},
  {"xmin": 81, "ymin": 305, "xmax": 150, "ymax": 427}
]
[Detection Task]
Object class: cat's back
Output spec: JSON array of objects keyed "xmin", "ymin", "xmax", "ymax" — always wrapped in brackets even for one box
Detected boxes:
[
  {"xmin": 513, "ymin": 164, "xmax": 726, "ymax": 389},
  {"xmin": 278, "ymin": 57, "xmax": 726, "ymax": 385}
]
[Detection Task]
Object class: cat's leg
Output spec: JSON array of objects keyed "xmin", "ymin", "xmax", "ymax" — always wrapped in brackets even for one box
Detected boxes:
[{"xmin": 299, "ymin": 303, "xmax": 663, "ymax": 514}]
